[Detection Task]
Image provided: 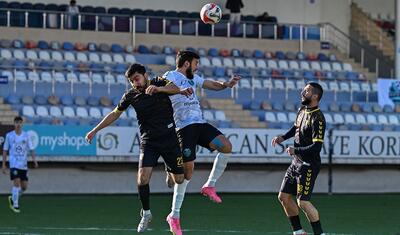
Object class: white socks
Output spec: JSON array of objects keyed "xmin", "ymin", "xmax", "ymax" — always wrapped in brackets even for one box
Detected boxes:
[
  {"xmin": 12, "ymin": 186, "xmax": 20, "ymax": 207},
  {"xmin": 143, "ymin": 210, "xmax": 151, "ymax": 216},
  {"xmin": 204, "ymin": 152, "xmax": 230, "ymax": 187},
  {"xmin": 170, "ymin": 179, "xmax": 189, "ymax": 218}
]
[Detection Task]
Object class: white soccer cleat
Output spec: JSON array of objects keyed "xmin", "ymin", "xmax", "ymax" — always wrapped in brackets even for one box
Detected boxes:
[
  {"xmin": 293, "ymin": 230, "xmax": 307, "ymax": 235},
  {"xmin": 137, "ymin": 209, "xmax": 152, "ymax": 233}
]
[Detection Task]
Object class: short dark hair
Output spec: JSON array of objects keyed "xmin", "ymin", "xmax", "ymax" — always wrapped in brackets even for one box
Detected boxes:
[
  {"xmin": 308, "ymin": 82, "xmax": 323, "ymax": 101},
  {"xmin": 125, "ymin": 63, "xmax": 146, "ymax": 78},
  {"xmin": 176, "ymin": 50, "xmax": 200, "ymax": 68},
  {"xmin": 14, "ymin": 116, "xmax": 23, "ymax": 122}
]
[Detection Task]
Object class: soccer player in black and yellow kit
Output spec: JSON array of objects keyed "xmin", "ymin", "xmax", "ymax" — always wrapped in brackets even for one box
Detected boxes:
[
  {"xmin": 85, "ymin": 63, "xmax": 192, "ymax": 233},
  {"xmin": 272, "ymin": 82, "xmax": 326, "ymax": 235}
]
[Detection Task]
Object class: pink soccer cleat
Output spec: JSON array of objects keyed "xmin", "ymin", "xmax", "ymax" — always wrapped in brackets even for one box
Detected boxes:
[
  {"xmin": 166, "ymin": 215, "xmax": 182, "ymax": 235},
  {"xmin": 201, "ymin": 186, "xmax": 222, "ymax": 203}
]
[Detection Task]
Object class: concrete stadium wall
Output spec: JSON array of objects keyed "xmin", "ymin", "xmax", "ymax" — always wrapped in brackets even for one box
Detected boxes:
[
  {"xmin": 3, "ymin": 0, "xmax": 351, "ymax": 34},
  {"xmin": 1, "ymin": 164, "xmax": 399, "ymax": 194}
]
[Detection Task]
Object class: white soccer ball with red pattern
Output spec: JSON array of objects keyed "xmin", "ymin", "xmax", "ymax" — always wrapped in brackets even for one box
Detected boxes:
[{"xmin": 200, "ymin": 3, "xmax": 222, "ymax": 24}]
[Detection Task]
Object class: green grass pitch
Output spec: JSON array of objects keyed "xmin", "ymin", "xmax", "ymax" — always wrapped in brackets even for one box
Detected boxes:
[{"xmin": 0, "ymin": 194, "xmax": 399, "ymax": 235}]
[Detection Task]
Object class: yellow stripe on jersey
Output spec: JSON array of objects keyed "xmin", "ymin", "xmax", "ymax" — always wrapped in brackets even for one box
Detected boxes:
[
  {"xmin": 305, "ymin": 108, "xmax": 320, "ymax": 114},
  {"xmin": 312, "ymin": 138, "xmax": 324, "ymax": 142},
  {"xmin": 113, "ymin": 107, "xmax": 123, "ymax": 113}
]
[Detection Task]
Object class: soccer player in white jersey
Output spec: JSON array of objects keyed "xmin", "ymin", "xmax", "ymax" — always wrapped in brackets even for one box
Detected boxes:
[
  {"xmin": 2, "ymin": 116, "xmax": 38, "ymax": 213},
  {"xmin": 163, "ymin": 50, "xmax": 240, "ymax": 235}
]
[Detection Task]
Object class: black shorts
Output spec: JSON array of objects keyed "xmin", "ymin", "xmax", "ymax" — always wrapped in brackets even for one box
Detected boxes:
[
  {"xmin": 279, "ymin": 162, "xmax": 319, "ymax": 201},
  {"xmin": 177, "ymin": 123, "xmax": 223, "ymax": 162},
  {"xmin": 139, "ymin": 133, "xmax": 184, "ymax": 175},
  {"xmin": 10, "ymin": 168, "xmax": 28, "ymax": 181}
]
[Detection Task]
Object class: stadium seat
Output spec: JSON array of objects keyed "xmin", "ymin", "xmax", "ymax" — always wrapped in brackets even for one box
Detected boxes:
[
  {"xmin": 101, "ymin": 53, "xmax": 113, "ymax": 63},
  {"xmin": 277, "ymin": 112, "xmax": 289, "ymax": 123},
  {"xmin": 342, "ymin": 63, "xmax": 353, "ymax": 71},
  {"xmin": 256, "ymin": 59, "xmax": 267, "ymax": 69},
  {"xmin": 264, "ymin": 112, "xmax": 277, "ymax": 123},
  {"xmin": 39, "ymin": 51, "xmax": 51, "ymax": 60},
  {"xmin": 76, "ymin": 107, "xmax": 89, "ymax": 118},
  {"xmin": 49, "ymin": 106, "xmax": 62, "ymax": 118},
  {"xmin": 110, "ymin": 54, "xmax": 124, "ymax": 64},
  {"xmin": 26, "ymin": 50, "xmax": 38, "ymax": 60},
  {"xmin": 215, "ymin": 110, "xmax": 227, "ymax": 121},
  {"xmin": 165, "ymin": 55, "xmax": 175, "ymax": 66},
  {"xmin": 211, "ymin": 57, "xmax": 222, "ymax": 67},
  {"xmin": 63, "ymin": 106, "xmax": 75, "ymax": 118},
  {"xmin": 125, "ymin": 54, "xmax": 136, "ymax": 64},
  {"xmin": 89, "ymin": 53, "xmax": 100, "ymax": 62},
  {"xmin": 344, "ymin": 113, "xmax": 356, "ymax": 124},
  {"xmin": 222, "ymin": 58, "xmax": 234, "ymax": 67},
  {"xmin": 22, "ymin": 105, "xmax": 35, "ymax": 117},
  {"xmin": 367, "ymin": 114, "xmax": 378, "ymax": 124},
  {"xmin": 36, "ymin": 106, "xmax": 49, "ymax": 117},
  {"xmin": 200, "ymin": 57, "xmax": 211, "ymax": 67}
]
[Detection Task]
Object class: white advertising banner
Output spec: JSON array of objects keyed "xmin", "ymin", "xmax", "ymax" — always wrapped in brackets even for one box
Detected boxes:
[{"xmin": 96, "ymin": 128, "xmax": 400, "ymax": 159}]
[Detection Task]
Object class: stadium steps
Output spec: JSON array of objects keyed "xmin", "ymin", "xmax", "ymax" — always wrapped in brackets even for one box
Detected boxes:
[
  {"xmin": 207, "ymin": 98, "xmax": 267, "ymax": 128},
  {"xmin": 332, "ymin": 48, "xmax": 378, "ymax": 81},
  {"xmin": 0, "ymin": 99, "xmax": 18, "ymax": 125},
  {"xmin": 350, "ymin": 2, "xmax": 394, "ymax": 60}
]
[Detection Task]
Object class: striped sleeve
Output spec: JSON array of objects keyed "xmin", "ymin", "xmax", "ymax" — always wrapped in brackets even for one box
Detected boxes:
[{"xmin": 312, "ymin": 114, "xmax": 326, "ymax": 143}]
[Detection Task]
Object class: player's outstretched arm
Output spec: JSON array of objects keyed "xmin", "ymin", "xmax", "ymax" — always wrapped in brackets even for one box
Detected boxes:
[
  {"xmin": 146, "ymin": 83, "xmax": 194, "ymax": 97},
  {"xmin": 203, "ymin": 74, "xmax": 241, "ymax": 91},
  {"xmin": 85, "ymin": 110, "xmax": 122, "ymax": 144}
]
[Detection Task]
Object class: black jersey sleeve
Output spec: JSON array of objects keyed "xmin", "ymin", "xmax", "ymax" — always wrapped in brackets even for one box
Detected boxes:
[
  {"xmin": 116, "ymin": 89, "xmax": 134, "ymax": 112},
  {"xmin": 311, "ymin": 113, "xmax": 326, "ymax": 143},
  {"xmin": 282, "ymin": 125, "xmax": 296, "ymax": 140},
  {"xmin": 151, "ymin": 76, "xmax": 172, "ymax": 87}
]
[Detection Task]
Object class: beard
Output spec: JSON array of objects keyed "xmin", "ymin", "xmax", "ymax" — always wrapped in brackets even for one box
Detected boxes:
[
  {"xmin": 301, "ymin": 95, "xmax": 312, "ymax": 105},
  {"xmin": 186, "ymin": 67, "xmax": 194, "ymax": 79}
]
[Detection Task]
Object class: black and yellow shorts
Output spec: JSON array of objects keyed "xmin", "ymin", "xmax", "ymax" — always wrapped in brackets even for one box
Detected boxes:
[
  {"xmin": 139, "ymin": 133, "xmax": 184, "ymax": 175},
  {"xmin": 279, "ymin": 163, "xmax": 320, "ymax": 201}
]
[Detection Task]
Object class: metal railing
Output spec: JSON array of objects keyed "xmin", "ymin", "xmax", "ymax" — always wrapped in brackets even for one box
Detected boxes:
[
  {"xmin": 0, "ymin": 8, "xmax": 322, "ymax": 43},
  {"xmin": 322, "ymin": 23, "xmax": 394, "ymax": 78}
]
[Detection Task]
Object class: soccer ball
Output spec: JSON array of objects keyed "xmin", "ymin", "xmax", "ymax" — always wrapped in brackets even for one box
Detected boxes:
[{"xmin": 200, "ymin": 3, "xmax": 222, "ymax": 24}]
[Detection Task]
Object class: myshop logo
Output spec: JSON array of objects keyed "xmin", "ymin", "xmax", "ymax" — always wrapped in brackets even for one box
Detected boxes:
[{"xmin": 27, "ymin": 130, "xmax": 89, "ymax": 151}]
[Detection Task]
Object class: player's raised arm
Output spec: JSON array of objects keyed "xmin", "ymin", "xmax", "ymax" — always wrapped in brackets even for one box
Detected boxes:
[
  {"xmin": 145, "ymin": 77, "xmax": 194, "ymax": 96},
  {"xmin": 202, "ymin": 74, "xmax": 241, "ymax": 91},
  {"xmin": 85, "ymin": 109, "xmax": 123, "ymax": 144}
]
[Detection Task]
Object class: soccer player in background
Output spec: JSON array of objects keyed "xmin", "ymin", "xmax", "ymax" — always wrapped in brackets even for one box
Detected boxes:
[
  {"xmin": 2, "ymin": 116, "xmax": 38, "ymax": 213},
  {"xmin": 163, "ymin": 50, "xmax": 240, "ymax": 235},
  {"xmin": 85, "ymin": 63, "xmax": 192, "ymax": 233},
  {"xmin": 271, "ymin": 83, "xmax": 326, "ymax": 235}
]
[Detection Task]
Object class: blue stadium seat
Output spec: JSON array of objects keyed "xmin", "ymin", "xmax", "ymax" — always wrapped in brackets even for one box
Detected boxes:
[
  {"xmin": 34, "ymin": 95, "xmax": 47, "ymax": 105},
  {"xmin": 137, "ymin": 45, "xmax": 150, "ymax": 54},
  {"xmin": 111, "ymin": 44, "xmax": 124, "ymax": 53},
  {"xmin": 63, "ymin": 42, "xmax": 74, "ymax": 51},
  {"xmin": 208, "ymin": 48, "xmax": 219, "ymax": 57}
]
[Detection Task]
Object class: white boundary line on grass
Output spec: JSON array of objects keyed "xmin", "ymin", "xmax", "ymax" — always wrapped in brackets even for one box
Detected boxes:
[{"xmin": 0, "ymin": 226, "xmax": 358, "ymax": 235}]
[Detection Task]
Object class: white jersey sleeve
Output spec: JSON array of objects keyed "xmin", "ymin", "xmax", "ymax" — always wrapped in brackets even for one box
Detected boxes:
[{"xmin": 3, "ymin": 133, "xmax": 10, "ymax": 151}]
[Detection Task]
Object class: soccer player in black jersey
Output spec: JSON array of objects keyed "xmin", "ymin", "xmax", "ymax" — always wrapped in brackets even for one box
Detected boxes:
[
  {"xmin": 272, "ymin": 82, "xmax": 326, "ymax": 235},
  {"xmin": 85, "ymin": 63, "xmax": 192, "ymax": 233}
]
